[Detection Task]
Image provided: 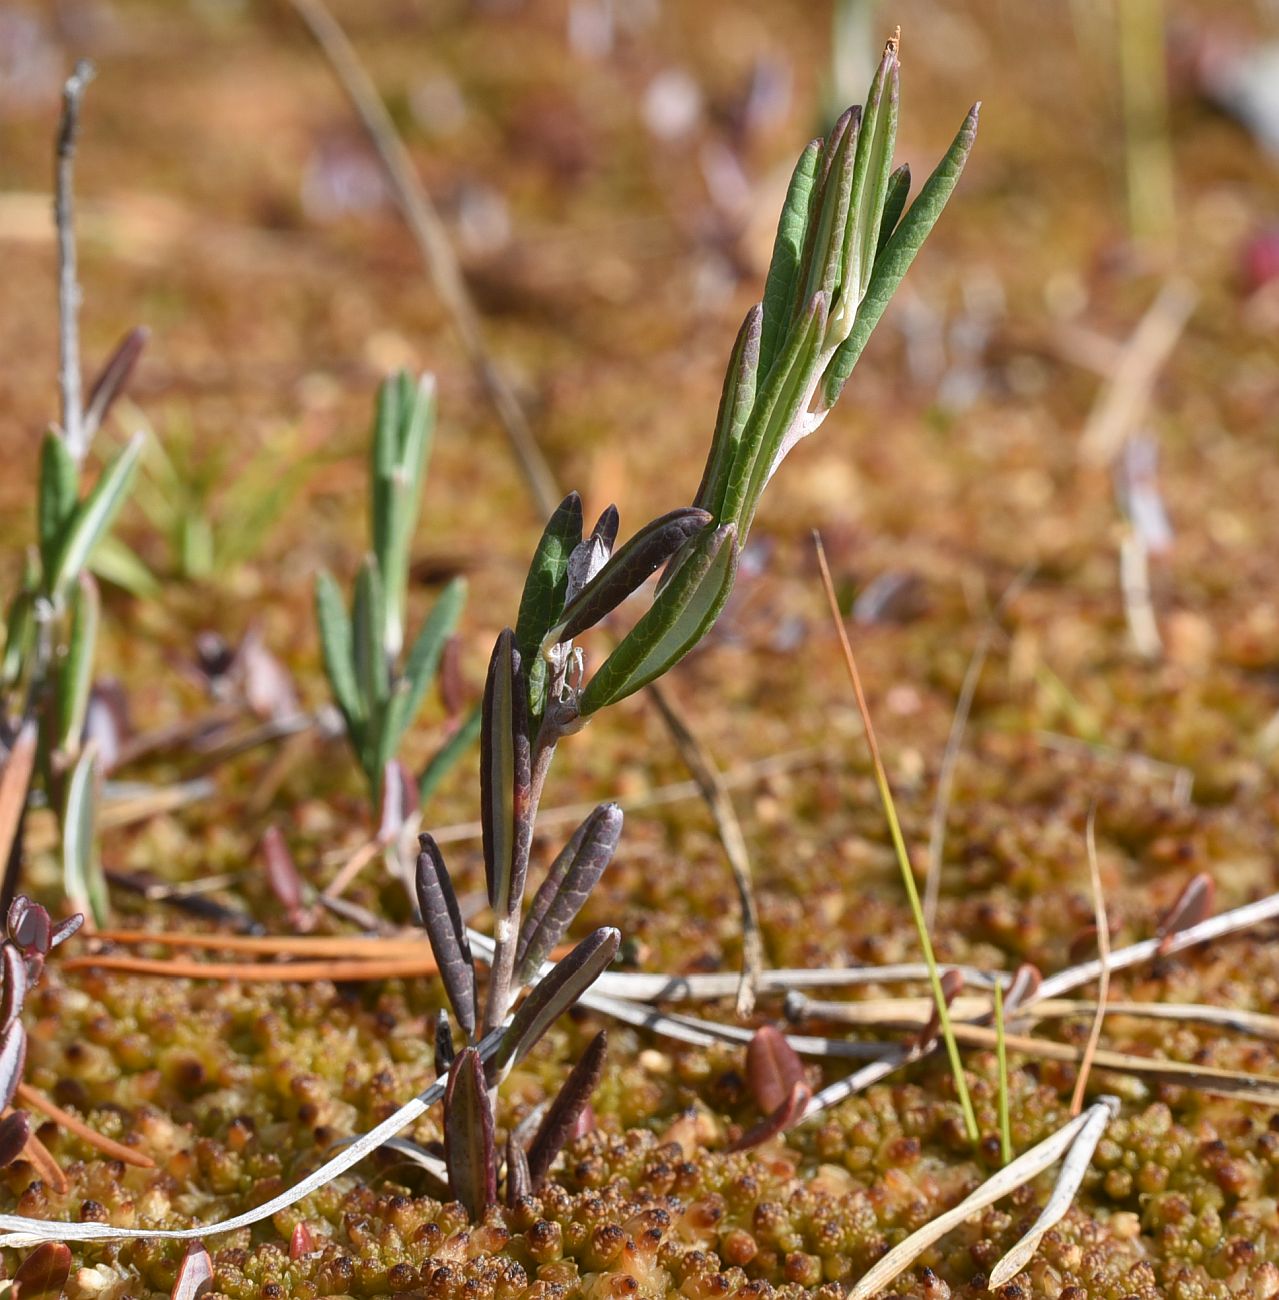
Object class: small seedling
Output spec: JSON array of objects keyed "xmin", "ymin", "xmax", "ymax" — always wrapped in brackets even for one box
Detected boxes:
[{"xmin": 314, "ymin": 372, "xmax": 468, "ymax": 812}]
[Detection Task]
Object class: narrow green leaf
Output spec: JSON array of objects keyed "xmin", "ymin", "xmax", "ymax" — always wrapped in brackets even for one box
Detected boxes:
[
  {"xmin": 418, "ymin": 704, "xmax": 482, "ymax": 805},
  {"xmin": 50, "ymin": 433, "xmax": 144, "ymax": 600},
  {"xmin": 876, "ymin": 163, "xmax": 912, "ymax": 259},
  {"xmin": 823, "ymin": 103, "xmax": 980, "ymax": 409},
  {"xmin": 352, "ymin": 555, "xmax": 389, "ymax": 713},
  {"xmin": 397, "ymin": 576, "xmax": 467, "ymax": 741},
  {"xmin": 543, "ymin": 507, "xmax": 712, "ymax": 650},
  {"xmin": 723, "ymin": 293, "xmax": 829, "ymax": 540},
  {"xmin": 578, "ymin": 524, "xmax": 739, "ymax": 716},
  {"xmin": 515, "ymin": 803, "xmax": 623, "ymax": 984},
  {"xmin": 480, "ymin": 630, "xmax": 531, "ymax": 916},
  {"xmin": 2, "ymin": 590, "xmax": 35, "ymax": 688},
  {"xmin": 841, "ymin": 43, "xmax": 901, "ymax": 316},
  {"xmin": 416, "ymin": 834, "xmax": 478, "ymax": 1036},
  {"xmin": 757, "ymin": 140, "xmax": 822, "ymax": 378},
  {"xmin": 443, "ymin": 1048, "xmax": 496, "ymax": 1218},
  {"xmin": 515, "ymin": 493, "xmax": 583, "ymax": 662},
  {"xmin": 693, "ymin": 305, "xmax": 762, "ymax": 524},
  {"xmin": 494, "ymin": 928, "xmax": 620, "ymax": 1076},
  {"xmin": 58, "ymin": 573, "xmax": 99, "ymax": 754},
  {"xmin": 315, "ymin": 570, "xmax": 365, "ymax": 743},
  {"xmin": 37, "ymin": 432, "xmax": 79, "ymax": 584},
  {"xmin": 62, "ymin": 744, "xmax": 108, "ymax": 928},
  {"xmin": 87, "ymin": 534, "xmax": 159, "ymax": 598}
]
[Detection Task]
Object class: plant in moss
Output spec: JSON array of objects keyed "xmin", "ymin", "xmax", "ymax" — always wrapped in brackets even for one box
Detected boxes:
[
  {"xmin": 314, "ymin": 372, "xmax": 469, "ymax": 819},
  {"xmin": 418, "ymin": 34, "xmax": 979, "ymax": 1212}
]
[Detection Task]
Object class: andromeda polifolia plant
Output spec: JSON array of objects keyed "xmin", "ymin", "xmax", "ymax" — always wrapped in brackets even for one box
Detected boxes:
[
  {"xmin": 416, "ymin": 35, "xmax": 977, "ymax": 1214},
  {"xmin": 314, "ymin": 372, "xmax": 468, "ymax": 812}
]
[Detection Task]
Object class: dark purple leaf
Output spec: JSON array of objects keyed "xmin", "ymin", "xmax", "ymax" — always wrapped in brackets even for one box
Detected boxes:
[
  {"xmin": 0, "ymin": 1110, "xmax": 30, "ymax": 1166},
  {"xmin": 548, "ymin": 507, "xmax": 713, "ymax": 647},
  {"xmin": 494, "ymin": 928, "xmax": 619, "ymax": 1075},
  {"xmin": 49, "ymin": 913, "xmax": 84, "ymax": 949},
  {"xmin": 589, "ymin": 505, "xmax": 620, "ymax": 554},
  {"xmin": 746, "ymin": 1024, "xmax": 805, "ymax": 1116},
  {"xmin": 515, "ymin": 802, "xmax": 623, "ymax": 983},
  {"xmin": 444, "ymin": 1047, "xmax": 496, "ymax": 1219},
  {"xmin": 438, "ymin": 634, "xmax": 465, "ymax": 723},
  {"xmin": 480, "ymin": 630, "xmax": 531, "ymax": 917},
  {"xmin": 505, "ymin": 1133, "xmax": 531, "ymax": 1207},
  {"xmin": 1001, "ymin": 963, "xmax": 1042, "ymax": 1015},
  {"xmin": 0, "ymin": 1021, "xmax": 27, "ymax": 1109},
  {"xmin": 260, "ymin": 826, "xmax": 304, "ymax": 922},
  {"xmin": 1, "ymin": 944, "xmax": 28, "ymax": 1032},
  {"xmin": 433, "ymin": 1008, "xmax": 454, "ymax": 1077},
  {"xmin": 170, "ymin": 1241, "xmax": 213, "ymax": 1300},
  {"xmin": 527, "ymin": 1031, "xmax": 607, "ymax": 1189},
  {"xmin": 11, "ymin": 1242, "xmax": 71, "ymax": 1300},
  {"xmin": 727, "ymin": 1079, "xmax": 811, "ymax": 1152},
  {"xmin": 416, "ymin": 834, "xmax": 478, "ymax": 1036},
  {"xmin": 1156, "ymin": 872, "xmax": 1215, "ymax": 955},
  {"xmin": 83, "ymin": 326, "xmax": 148, "ymax": 438},
  {"xmin": 8, "ymin": 898, "xmax": 50, "ymax": 955}
]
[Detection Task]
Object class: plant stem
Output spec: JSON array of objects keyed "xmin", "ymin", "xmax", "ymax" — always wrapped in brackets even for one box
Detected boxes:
[
  {"xmin": 55, "ymin": 61, "xmax": 95, "ymax": 466},
  {"xmin": 813, "ymin": 531, "xmax": 979, "ymax": 1142}
]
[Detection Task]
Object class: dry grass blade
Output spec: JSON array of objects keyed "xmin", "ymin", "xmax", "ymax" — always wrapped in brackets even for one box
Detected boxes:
[
  {"xmin": 647, "ymin": 681, "xmax": 763, "ymax": 1016},
  {"xmin": 988, "ymin": 1097, "xmax": 1118, "ymax": 1288},
  {"xmin": 845, "ymin": 1102, "xmax": 1106, "ymax": 1300},
  {"xmin": 1070, "ymin": 805, "xmax": 1109, "ymax": 1115},
  {"xmin": 813, "ymin": 531, "xmax": 978, "ymax": 1141}
]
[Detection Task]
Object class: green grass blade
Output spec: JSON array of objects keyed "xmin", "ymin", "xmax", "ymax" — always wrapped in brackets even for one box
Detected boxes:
[
  {"xmin": 315, "ymin": 569, "xmax": 365, "ymax": 742},
  {"xmin": 37, "ymin": 432, "xmax": 79, "ymax": 585},
  {"xmin": 50, "ymin": 432, "xmax": 144, "ymax": 600}
]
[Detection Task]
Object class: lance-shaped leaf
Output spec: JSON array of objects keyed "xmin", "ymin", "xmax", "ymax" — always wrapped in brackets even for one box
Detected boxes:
[
  {"xmin": 718, "ymin": 290, "xmax": 828, "ymax": 535},
  {"xmin": 542, "ymin": 507, "xmax": 712, "ymax": 651},
  {"xmin": 578, "ymin": 524, "xmax": 739, "ymax": 716},
  {"xmin": 515, "ymin": 803, "xmax": 623, "ymax": 984},
  {"xmin": 505, "ymin": 1133, "xmax": 531, "ymax": 1206},
  {"xmin": 2, "ymin": 588, "xmax": 35, "ymax": 687},
  {"xmin": 57, "ymin": 572, "xmax": 99, "ymax": 754},
  {"xmin": 415, "ymin": 834, "xmax": 478, "ymax": 1036},
  {"xmin": 372, "ymin": 373, "xmax": 436, "ymax": 659},
  {"xmin": 352, "ymin": 555, "xmax": 389, "ymax": 719},
  {"xmin": 493, "ymin": 927, "xmax": 619, "ymax": 1076},
  {"xmin": 794, "ymin": 108, "xmax": 859, "ymax": 320},
  {"xmin": 315, "ymin": 570, "xmax": 364, "ymax": 743},
  {"xmin": 443, "ymin": 1047, "xmax": 496, "ymax": 1219},
  {"xmin": 391, "ymin": 575, "xmax": 467, "ymax": 753},
  {"xmin": 837, "ymin": 39, "xmax": 901, "ymax": 331},
  {"xmin": 588, "ymin": 505, "xmax": 620, "ymax": 555},
  {"xmin": 50, "ymin": 431, "xmax": 144, "ymax": 599},
  {"xmin": 1, "ymin": 945, "xmax": 29, "ymax": 1034},
  {"xmin": 0, "ymin": 1111, "xmax": 30, "ymax": 1168},
  {"xmin": 37, "ymin": 432, "xmax": 79, "ymax": 583},
  {"xmin": 260, "ymin": 826, "xmax": 305, "ymax": 923},
  {"xmin": 62, "ymin": 743, "xmax": 107, "ymax": 929},
  {"xmin": 1156, "ymin": 872, "xmax": 1215, "ymax": 955},
  {"xmin": 170, "ymin": 1241, "xmax": 214, "ymax": 1300},
  {"xmin": 0, "ymin": 1020, "xmax": 27, "ymax": 1111},
  {"xmin": 746, "ymin": 1024, "xmax": 805, "ymax": 1116},
  {"xmin": 693, "ymin": 305, "xmax": 762, "ymax": 525},
  {"xmin": 526, "ymin": 1030, "xmax": 607, "ymax": 1189},
  {"xmin": 480, "ymin": 630, "xmax": 531, "ymax": 915},
  {"xmin": 757, "ymin": 140, "xmax": 822, "ymax": 379},
  {"xmin": 83, "ymin": 326, "xmax": 148, "ymax": 441},
  {"xmin": 515, "ymin": 492, "xmax": 583, "ymax": 662},
  {"xmin": 49, "ymin": 915, "xmax": 83, "ymax": 949},
  {"xmin": 822, "ymin": 103, "xmax": 980, "ymax": 409},
  {"xmin": 11, "ymin": 1241, "xmax": 71, "ymax": 1300},
  {"xmin": 876, "ymin": 163, "xmax": 912, "ymax": 259}
]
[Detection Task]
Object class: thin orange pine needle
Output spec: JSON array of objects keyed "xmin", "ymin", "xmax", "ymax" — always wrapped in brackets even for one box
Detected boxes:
[
  {"xmin": 90, "ymin": 929, "xmax": 425, "ymax": 958},
  {"xmin": 15, "ymin": 1084, "xmax": 154, "ymax": 1169},
  {"xmin": 59, "ymin": 954, "xmax": 443, "ymax": 982},
  {"xmin": 1070, "ymin": 805, "xmax": 1110, "ymax": 1114}
]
